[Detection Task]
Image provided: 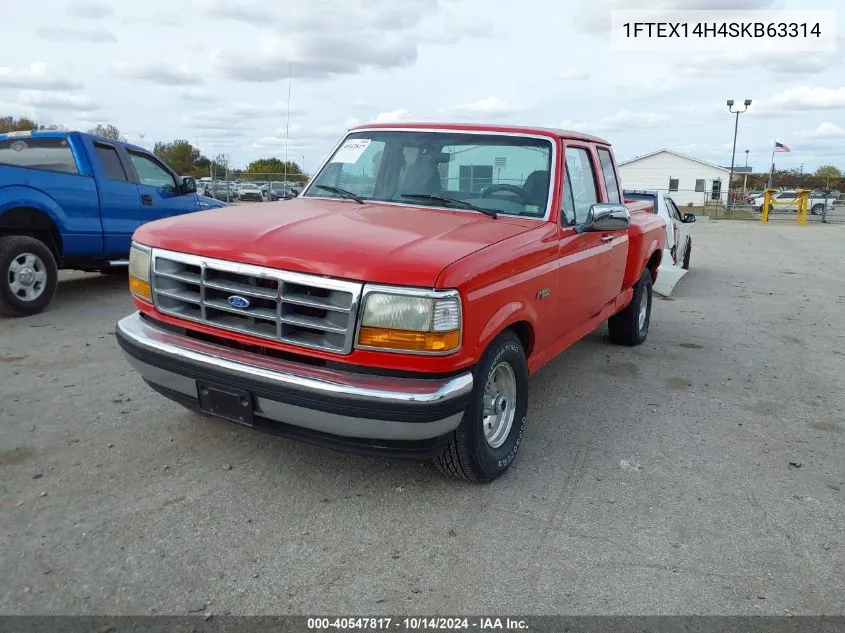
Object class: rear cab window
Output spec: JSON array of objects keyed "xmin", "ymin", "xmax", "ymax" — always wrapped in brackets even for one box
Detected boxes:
[
  {"xmin": 0, "ymin": 136, "xmax": 78, "ymax": 174},
  {"xmin": 94, "ymin": 143, "xmax": 129, "ymax": 181}
]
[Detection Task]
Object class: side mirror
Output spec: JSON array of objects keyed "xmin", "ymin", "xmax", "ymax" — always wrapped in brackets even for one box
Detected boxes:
[
  {"xmin": 682, "ymin": 213, "xmax": 696, "ymax": 223},
  {"xmin": 579, "ymin": 203, "xmax": 631, "ymax": 232},
  {"xmin": 180, "ymin": 176, "xmax": 197, "ymax": 194}
]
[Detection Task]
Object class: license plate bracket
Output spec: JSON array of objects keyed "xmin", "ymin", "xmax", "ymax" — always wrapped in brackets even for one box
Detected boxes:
[{"xmin": 197, "ymin": 381, "xmax": 254, "ymax": 427}]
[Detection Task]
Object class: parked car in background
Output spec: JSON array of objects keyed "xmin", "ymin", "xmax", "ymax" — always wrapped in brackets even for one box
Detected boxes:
[
  {"xmin": 236, "ymin": 183, "xmax": 262, "ymax": 201},
  {"xmin": 210, "ymin": 182, "xmax": 232, "ymax": 202},
  {"xmin": 752, "ymin": 190, "xmax": 835, "ymax": 215},
  {"xmin": 261, "ymin": 182, "xmax": 295, "ymax": 201},
  {"xmin": 117, "ymin": 122, "xmax": 666, "ymax": 483},
  {"xmin": 0, "ymin": 129, "xmax": 227, "ymax": 315},
  {"xmin": 624, "ymin": 190, "xmax": 695, "ymax": 270}
]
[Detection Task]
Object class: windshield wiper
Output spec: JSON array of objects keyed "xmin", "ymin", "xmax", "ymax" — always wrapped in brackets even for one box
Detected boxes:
[
  {"xmin": 315, "ymin": 185, "xmax": 364, "ymax": 204},
  {"xmin": 401, "ymin": 193, "xmax": 497, "ymax": 219}
]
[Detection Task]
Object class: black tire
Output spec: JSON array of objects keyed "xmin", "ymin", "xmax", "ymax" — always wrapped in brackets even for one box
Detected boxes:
[
  {"xmin": 0, "ymin": 235, "xmax": 59, "ymax": 317},
  {"xmin": 434, "ymin": 330, "xmax": 528, "ymax": 483},
  {"xmin": 608, "ymin": 268, "xmax": 652, "ymax": 346},
  {"xmin": 681, "ymin": 238, "xmax": 692, "ymax": 270},
  {"xmin": 811, "ymin": 204, "xmax": 824, "ymax": 216}
]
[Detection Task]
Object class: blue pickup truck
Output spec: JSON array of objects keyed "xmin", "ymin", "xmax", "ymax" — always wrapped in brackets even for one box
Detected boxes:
[{"xmin": 0, "ymin": 130, "xmax": 227, "ymax": 316}]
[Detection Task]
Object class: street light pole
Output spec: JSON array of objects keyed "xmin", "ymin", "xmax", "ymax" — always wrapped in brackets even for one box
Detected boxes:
[
  {"xmin": 726, "ymin": 99, "xmax": 752, "ymax": 208},
  {"xmin": 745, "ymin": 149, "xmax": 749, "ymax": 167}
]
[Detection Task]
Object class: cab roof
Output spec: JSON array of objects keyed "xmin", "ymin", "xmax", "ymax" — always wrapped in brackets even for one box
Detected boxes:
[{"xmin": 349, "ymin": 122, "xmax": 611, "ymax": 146}]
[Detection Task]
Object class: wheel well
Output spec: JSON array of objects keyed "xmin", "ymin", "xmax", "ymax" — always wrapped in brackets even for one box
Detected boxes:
[
  {"xmin": 507, "ymin": 321, "xmax": 534, "ymax": 358},
  {"xmin": 0, "ymin": 208, "xmax": 62, "ymax": 258},
  {"xmin": 646, "ymin": 250, "xmax": 662, "ymax": 282}
]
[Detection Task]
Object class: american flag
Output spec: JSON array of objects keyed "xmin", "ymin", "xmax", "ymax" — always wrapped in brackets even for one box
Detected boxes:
[{"xmin": 774, "ymin": 141, "xmax": 791, "ymax": 152}]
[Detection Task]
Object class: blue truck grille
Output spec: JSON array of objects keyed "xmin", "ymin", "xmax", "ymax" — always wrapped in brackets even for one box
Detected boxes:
[{"xmin": 150, "ymin": 249, "xmax": 362, "ymax": 354}]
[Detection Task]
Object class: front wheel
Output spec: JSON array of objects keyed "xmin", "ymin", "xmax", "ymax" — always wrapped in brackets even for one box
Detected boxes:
[
  {"xmin": 0, "ymin": 235, "xmax": 59, "ymax": 317},
  {"xmin": 682, "ymin": 238, "xmax": 692, "ymax": 270},
  {"xmin": 608, "ymin": 268, "xmax": 653, "ymax": 346},
  {"xmin": 434, "ymin": 330, "xmax": 528, "ymax": 483}
]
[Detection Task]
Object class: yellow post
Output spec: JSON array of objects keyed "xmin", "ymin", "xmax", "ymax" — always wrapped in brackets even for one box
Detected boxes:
[
  {"xmin": 761, "ymin": 189, "xmax": 775, "ymax": 223},
  {"xmin": 796, "ymin": 189, "xmax": 810, "ymax": 226}
]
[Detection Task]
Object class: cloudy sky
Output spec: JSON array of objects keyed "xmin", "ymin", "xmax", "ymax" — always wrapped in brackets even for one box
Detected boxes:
[{"xmin": 2, "ymin": 0, "xmax": 843, "ymax": 174}]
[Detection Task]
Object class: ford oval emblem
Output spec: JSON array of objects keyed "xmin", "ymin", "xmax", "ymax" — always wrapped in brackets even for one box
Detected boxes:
[{"xmin": 227, "ymin": 295, "xmax": 250, "ymax": 309}]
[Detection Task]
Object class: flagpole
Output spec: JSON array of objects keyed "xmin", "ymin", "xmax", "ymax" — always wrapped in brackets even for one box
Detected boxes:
[
  {"xmin": 284, "ymin": 63, "xmax": 291, "ymax": 188},
  {"xmin": 767, "ymin": 140, "xmax": 776, "ymax": 189}
]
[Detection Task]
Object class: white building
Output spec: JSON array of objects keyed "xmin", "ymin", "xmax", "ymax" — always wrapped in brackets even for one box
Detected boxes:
[{"xmin": 618, "ymin": 149, "xmax": 731, "ymax": 207}]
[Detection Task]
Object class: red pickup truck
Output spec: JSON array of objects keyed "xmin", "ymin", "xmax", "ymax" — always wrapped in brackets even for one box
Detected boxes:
[{"xmin": 116, "ymin": 123, "xmax": 665, "ymax": 483}]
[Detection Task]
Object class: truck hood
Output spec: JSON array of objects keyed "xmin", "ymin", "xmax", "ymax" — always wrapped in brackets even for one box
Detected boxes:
[{"xmin": 133, "ymin": 198, "xmax": 536, "ymax": 287}]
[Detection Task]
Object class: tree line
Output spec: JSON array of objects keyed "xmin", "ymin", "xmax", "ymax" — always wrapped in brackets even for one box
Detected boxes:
[
  {"xmin": 742, "ymin": 166, "xmax": 844, "ymax": 193},
  {"xmin": 1, "ymin": 116, "xmax": 304, "ymax": 181}
]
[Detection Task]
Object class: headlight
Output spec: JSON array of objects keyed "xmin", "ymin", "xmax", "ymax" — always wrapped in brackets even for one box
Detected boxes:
[
  {"xmin": 128, "ymin": 242, "xmax": 152, "ymax": 301},
  {"xmin": 357, "ymin": 287, "xmax": 461, "ymax": 354}
]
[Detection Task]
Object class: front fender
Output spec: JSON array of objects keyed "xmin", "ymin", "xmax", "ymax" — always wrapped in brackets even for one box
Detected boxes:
[
  {"xmin": 0, "ymin": 186, "xmax": 68, "ymax": 232},
  {"xmin": 474, "ymin": 300, "xmax": 539, "ymax": 361}
]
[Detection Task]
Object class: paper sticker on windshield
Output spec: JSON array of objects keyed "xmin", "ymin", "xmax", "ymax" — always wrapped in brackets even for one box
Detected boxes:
[
  {"xmin": 525, "ymin": 205, "xmax": 539, "ymax": 213},
  {"xmin": 330, "ymin": 139, "xmax": 371, "ymax": 164}
]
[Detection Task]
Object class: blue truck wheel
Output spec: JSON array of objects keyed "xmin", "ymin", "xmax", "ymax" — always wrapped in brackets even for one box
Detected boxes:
[{"xmin": 0, "ymin": 235, "xmax": 59, "ymax": 316}]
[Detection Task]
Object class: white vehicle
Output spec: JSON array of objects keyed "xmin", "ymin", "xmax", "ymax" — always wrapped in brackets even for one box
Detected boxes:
[
  {"xmin": 624, "ymin": 189, "xmax": 695, "ymax": 296},
  {"xmin": 752, "ymin": 190, "xmax": 835, "ymax": 215},
  {"xmin": 235, "ymin": 183, "xmax": 263, "ymax": 201}
]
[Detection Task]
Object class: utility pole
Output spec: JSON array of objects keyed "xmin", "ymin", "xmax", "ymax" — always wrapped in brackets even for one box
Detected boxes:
[{"xmin": 726, "ymin": 99, "xmax": 752, "ymax": 208}]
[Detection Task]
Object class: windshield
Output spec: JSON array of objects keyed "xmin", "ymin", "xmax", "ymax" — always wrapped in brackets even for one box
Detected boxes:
[{"xmin": 303, "ymin": 130, "xmax": 554, "ymax": 218}]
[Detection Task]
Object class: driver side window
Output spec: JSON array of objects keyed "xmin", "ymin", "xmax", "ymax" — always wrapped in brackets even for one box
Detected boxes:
[
  {"xmin": 564, "ymin": 147, "xmax": 598, "ymax": 224},
  {"xmin": 128, "ymin": 151, "xmax": 176, "ymax": 191}
]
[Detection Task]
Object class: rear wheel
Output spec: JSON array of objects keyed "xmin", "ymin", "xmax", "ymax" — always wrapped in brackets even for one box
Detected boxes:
[
  {"xmin": 608, "ymin": 268, "xmax": 652, "ymax": 346},
  {"xmin": 434, "ymin": 330, "xmax": 528, "ymax": 483},
  {"xmin": 0, "ymin": 235, "xmax": 59, "ymax": 317},
  {"xmin": 811, "ymin": 204, "xmax": 824, "ymax": 216}
]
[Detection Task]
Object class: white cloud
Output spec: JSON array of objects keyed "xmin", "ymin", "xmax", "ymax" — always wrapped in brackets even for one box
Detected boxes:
[
  {"xmin": 373, "ymin": 109, "xmax": 412, "ymax": 123},
  {"xmin": 591, "ymin": 110, "xmax": 670, "ymax": 132},
  {"xmin": 795, "ymin": 122, "xmax": 845, "ymax": 139},
  {"xmin": 752, "ymin": 86, "xmax": 845, "ymax": 117},
  {"xmin": 448, "ymin": 97, "xmax": 526, "ymax": 120},
  {"xmin": 181, "ymin": 101, "xmax": 303, "ymax": 129},
  {"xmin": 202, "ymin": 0, "xmax": 435, "ymax": 81},
  {"xmin": 114, "ymin": 62, "xmax": 203, "ymax": 86},
  {"xmin": 680, "ymin": 50, "xmax": 838, "ymax": 77},
  {"xmin": 36, "ymin": 25, "xmax": 117, "ymax": 42},
  {"xmin": 0, "ymin": 63, "xmax": 82, "ymax": 90},
  {"xmin": 249, "ymin": 136, "xmax": 314, "ymax": 152},
  {"xmin": 67, "ymin": 0, "xmax": 114, "ymax": 18},
  {"xmin": 213, "ymin": 33, "xmax": 418, "ymax": 82},
  {"xmin": 18, "ymin": 90, "xmax": 97, "ymax": 112},
  {"xmin": 177, "ymin": 87, "xmax": 215, "ymax": 102}
]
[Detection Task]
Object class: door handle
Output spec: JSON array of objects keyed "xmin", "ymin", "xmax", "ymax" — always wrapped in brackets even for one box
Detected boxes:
[
  {"xmin": 601, "ymin": 235, "xmax": 614, "ymax": 242},
  {"xmin": 140, "ymin": 194, "xmax": 153, "ymax": 206}
]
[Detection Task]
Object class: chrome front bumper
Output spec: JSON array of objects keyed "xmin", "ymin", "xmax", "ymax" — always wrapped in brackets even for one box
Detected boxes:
[{"xmin": 115, "ymin": 312, "xmax": 473, "ymax": 450}]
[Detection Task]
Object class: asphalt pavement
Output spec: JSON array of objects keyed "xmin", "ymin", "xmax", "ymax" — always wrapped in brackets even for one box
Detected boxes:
[{"xmin": 1, "ymin": 220, "xmax": 843, "ymax": 615}]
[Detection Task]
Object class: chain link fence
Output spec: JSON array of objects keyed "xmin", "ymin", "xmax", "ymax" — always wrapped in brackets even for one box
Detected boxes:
[{"xmin": 649, "ymin": 187, "xmax": 845, "ymax": 224}]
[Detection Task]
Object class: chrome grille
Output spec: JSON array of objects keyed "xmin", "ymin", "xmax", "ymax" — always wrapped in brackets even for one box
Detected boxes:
[{"xmin": 150, "ymin": 248, "xmax": 362, "ymax": 354}]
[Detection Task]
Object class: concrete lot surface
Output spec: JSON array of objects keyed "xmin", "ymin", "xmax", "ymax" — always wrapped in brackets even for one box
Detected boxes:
[{"xmin": 1, "ymin": 221, "xmax": 843, "ymax": 615}]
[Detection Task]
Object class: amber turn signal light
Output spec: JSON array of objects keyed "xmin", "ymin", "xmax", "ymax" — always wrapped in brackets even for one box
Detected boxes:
[
  {"xmin": 358, "ymin": 327, "xmax": 460, "ymax": 353},
  {"xmin": 129, "ymin": 276, "xmax": 151, "ymax": 301}
]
